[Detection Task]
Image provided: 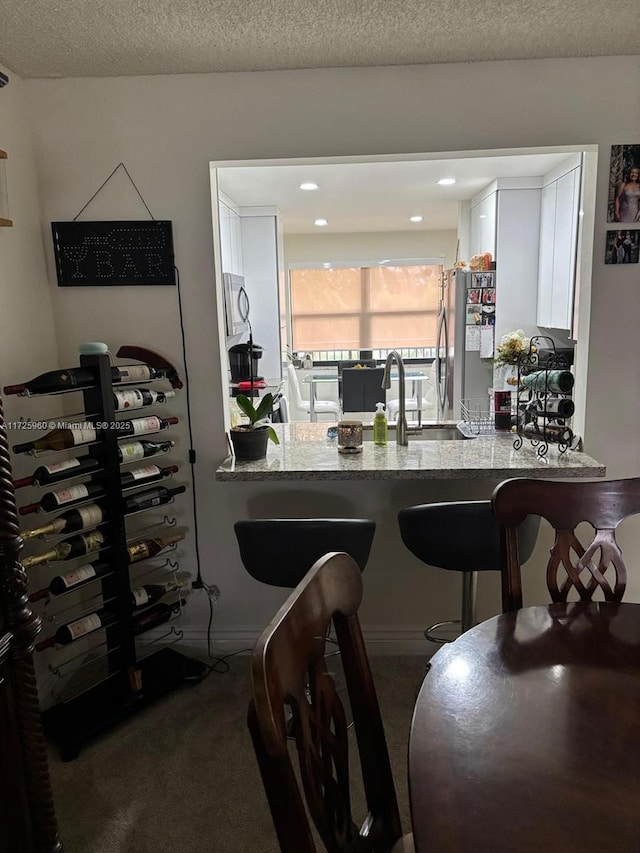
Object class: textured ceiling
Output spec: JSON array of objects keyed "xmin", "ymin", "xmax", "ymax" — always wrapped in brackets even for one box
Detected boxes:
[{"xmin": 0, "ymin": 0, "xmax": 637, "ymax": 79}]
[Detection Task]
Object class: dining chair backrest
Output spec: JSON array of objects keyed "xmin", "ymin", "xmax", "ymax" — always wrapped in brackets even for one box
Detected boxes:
[
  {"xmin": 492, "ymin": 477, "xmax": 639, "ymax": 611},
  {"xmin": 286, "ymin": 362, "xmax": 308, "ymax": 410},
  {"xmin": 342, "ymin": 367, "xmax": 386, "ymax": 413},
  {"xmin": 248, "ymin": 552, "xmax": 404, "ymax": 853}
]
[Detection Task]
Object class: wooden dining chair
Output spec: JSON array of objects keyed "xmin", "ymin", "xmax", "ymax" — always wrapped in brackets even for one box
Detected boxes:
[
  {"xmin": 248, "ymin": 551, "xmax": 413, "ymax": 853},
  {"xmin": 492, "ymin": 476, "xmax": 638, "ymax": 611}
]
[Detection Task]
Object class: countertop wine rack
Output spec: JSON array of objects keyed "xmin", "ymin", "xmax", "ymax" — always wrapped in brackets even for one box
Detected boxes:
[
  {"xmin": 513, "ymin": 336, "xmax": 575, "ymax": 457},
  {"xmin": 9, "ymin": 350, "xmax": 207, "ymax": 761}
]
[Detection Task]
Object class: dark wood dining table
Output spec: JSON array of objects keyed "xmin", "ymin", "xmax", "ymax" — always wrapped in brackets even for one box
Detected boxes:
[{"xmin": 409, "ymin": 602, "xmax": 640, "ymax": 853}]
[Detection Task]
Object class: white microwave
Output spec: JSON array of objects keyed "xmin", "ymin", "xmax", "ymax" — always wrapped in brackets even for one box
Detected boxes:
[{"xmin": 223, "ymin": 273, "xmax": 250, "ymax": 337}]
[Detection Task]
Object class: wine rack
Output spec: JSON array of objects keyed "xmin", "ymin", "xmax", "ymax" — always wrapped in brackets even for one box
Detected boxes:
[
  {"xmin": 7, "ymin": 349, "xmax": 207, "ymax": 761},
  {"xmin": 513, "ymin": 336, "xmax": 575, "ymax": 457}
]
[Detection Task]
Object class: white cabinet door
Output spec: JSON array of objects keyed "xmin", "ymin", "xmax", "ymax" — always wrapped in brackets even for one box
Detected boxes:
[
  {"xmin": 550, "ymin": 168, "xmax": 579, "ymax": 330},
  {"xmin": 470, "ymin": 193, "xmax": 497, "ymax": 257},
  {"xmin": 230, "ymin": 209, "xmax": 244, "ymax": 276},
  {"xmin": 537, "ymin": 182, "xmax": 557, "ymax": 327},
  {"xmin": 218, "ymin": 201, "xmax": 232, "ymax": 274},
  {"xmin": 537, "ymin": 167, "xmax": 580, "ymax": 331}
]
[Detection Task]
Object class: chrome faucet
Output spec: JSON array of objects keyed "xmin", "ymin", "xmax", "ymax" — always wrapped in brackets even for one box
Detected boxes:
[{"xmin": 382, "ymin": 350, "xmax": 408, "ymax": 446}]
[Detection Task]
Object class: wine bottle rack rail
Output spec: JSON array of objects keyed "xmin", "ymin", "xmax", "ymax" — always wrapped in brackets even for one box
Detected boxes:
[
  {"xmin": 513, "ymin": 336, "xmax": 575, "ymax": 457},
  {"xmin": 6, "ymin": 349, "xmax": 207, "ymax": 761}
]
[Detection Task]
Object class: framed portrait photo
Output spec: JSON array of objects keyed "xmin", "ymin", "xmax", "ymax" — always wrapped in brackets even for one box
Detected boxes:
[{"xmin": 608, "ymin": 144, "xmax": 640, "ymax": 223}]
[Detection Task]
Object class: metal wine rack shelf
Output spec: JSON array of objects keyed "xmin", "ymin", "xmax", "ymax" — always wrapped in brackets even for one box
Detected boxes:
[
  {"xmin": 513, "ymin": 336, "xmax": 575, "ymax": 457},
  {"xmin": 11, "ymin": 351, "xmax": 207, "ymax": 761}
]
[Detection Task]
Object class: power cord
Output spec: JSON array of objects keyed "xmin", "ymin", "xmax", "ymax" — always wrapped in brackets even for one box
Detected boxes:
[{"xmin": 174, "ymin": 265, "xmax": 248, "ymax": 670}]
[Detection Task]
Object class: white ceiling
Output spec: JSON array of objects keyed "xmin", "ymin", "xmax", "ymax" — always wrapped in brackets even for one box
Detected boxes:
[
  {"xmin": 217, "ymin": 152, "xmax": 577, "ymax": 233},
  {"xmin": 0, "ymin": 0, "xmax": 637, "ymax": 79}
]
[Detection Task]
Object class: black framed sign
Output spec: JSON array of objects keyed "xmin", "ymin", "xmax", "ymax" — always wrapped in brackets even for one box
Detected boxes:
[{"xmin": 51, "ymin": 220, "xmax": 176, "ymax": 286}]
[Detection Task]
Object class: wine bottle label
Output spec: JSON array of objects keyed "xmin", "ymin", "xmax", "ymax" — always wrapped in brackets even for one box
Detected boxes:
[
  {"xmin": 131, "ymin": 417, "xmax": 161, "ymax": 435},
  {"xmin": 67, "ymin": 613, "xmax": 102, "ymax": 640},
  {"xmin": 133, "ymin": 588, "xmax": 150, "ymax": 606},
  {"xmin": 120, "ymin": 441, "xmax": 145, "ymax": 461},
  {"xmin": 80, "ymin": 530, "xmax": 105, "ymax": 552},
  {"xmin": 76, "ymin": 505, "xmax": 104, "ymax": 526},
  {"xmin": 130, "ymin": 465, "xmax": 161, "ymax": 481},
  {"xmin": 128, "ymin": 541, "xmax": 150, "ymax": 561},
  {"xmin": 114, "ymin": 389, "xmax": 145, "ymax": 409},
  {"xmin": 60, "ymin": 564, "xmax": 97, "ymax": 589},
  {"xmin": 42, "ymin": 458, "xmax": 81, "ymax": 475},
  {"xmin": 55, "ymin": 543, "xmax": 72, "ymax": 560},
  {"xmin": 52, "ymin": 484, "xmax": 90, "ymax": 506},
  {"xmin": 119, "ymin": 365, "xmax": 152, "ymax": 382},
  {"xmin": 70, "ymin": 426, "xmax": 97, "ymax": 445}
]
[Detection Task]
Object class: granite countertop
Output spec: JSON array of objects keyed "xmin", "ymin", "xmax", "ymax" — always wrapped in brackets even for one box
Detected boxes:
[{"xmin": 216, "ymin": 423, "xmax": 606, "ymax": 482}]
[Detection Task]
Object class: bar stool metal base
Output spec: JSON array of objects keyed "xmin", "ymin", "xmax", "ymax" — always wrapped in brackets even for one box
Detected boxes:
[{"xmin": 424, "ymin": 571, "xmax": 478, "ymax": 645}]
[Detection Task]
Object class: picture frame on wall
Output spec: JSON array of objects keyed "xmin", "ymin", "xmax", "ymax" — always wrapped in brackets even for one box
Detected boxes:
[
  {"xmin": 607, "ymin": 144, "xmax": 640, "ymax": 223},
  {"xmin": 605, "ymin": 230, "xmax": 640, "ymax": 265}
]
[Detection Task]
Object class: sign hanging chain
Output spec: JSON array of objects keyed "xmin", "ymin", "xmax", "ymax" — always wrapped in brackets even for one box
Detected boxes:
[{"xmin": 73, "ymin": 162, "xmax": 156, "ymax": 221}]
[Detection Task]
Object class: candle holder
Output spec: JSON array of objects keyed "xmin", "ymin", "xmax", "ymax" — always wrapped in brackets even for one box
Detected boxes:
[{"xmin": 337, "ymin": 420, "xmax": 363, "ymax": 454}]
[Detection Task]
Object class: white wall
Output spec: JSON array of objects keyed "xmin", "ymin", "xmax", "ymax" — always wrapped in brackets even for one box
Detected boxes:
[
  {"xmin": 19, "ymin": 56, "xmax": 640, "ymax": 653},
  {"xmin": 0, "ymin": 65, "xmax": 60, "ymax": 474}
]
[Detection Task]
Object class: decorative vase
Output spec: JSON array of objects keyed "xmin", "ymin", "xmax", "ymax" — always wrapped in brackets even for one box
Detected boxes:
[{"xmin": 229, "ymin": 426, "xmax": 270, "ymax": 461}]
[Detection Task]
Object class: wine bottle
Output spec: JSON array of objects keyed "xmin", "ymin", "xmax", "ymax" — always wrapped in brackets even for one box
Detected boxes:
[
  {"xmin": 123, "ymin": 484, "xmax": 186, "ymax": 514},
  {"xmin": 522, "ymin": 422, "xmax": 573, "ymax": 444},
  {"xmin": 29, "ymin": 560, "xmax": 112, "ymax": 601},
  {"xmin": 131, "ymin": 575, "xmax": 190, "ymax": 608},
  {"xmin": 22, "ymin": 530, "xmax": 105, "ymax": 568},
  {"xmin": 34, "ymin": 598, "xmax": 187, "ymax": 651},
  {"xmin": 537, "ymin": 397, "xmax": 575, "ymax": 419},
  {"xmin": 13, "ymin": 456, "xmax": 101, "ymax": 489},
  {"xmin": 113, "ymin": 388, "xmax": 176, "ymax": 411},
  {"xmin": 13, "ymin": 424, "xmax": 98, "ymax": 455},
  {"xmin": 19, "ymin": 464, "xmax": 179, "ymax": 516},
  {"xmin": 22, "ymin": 503, "xmax": 107, "ymax": 540},
  {"xmin": 520, "ymin": 370, "xmax": 574, "ymax": 394},
  {"xmin": 4, "ymin": 364, "xmax": 179, "ymax": 397},
  {"xmin": 20, "ymin": 482, "xmax": 105, "ymax": 516},
  {"xmin": 127, "ymin": 530, "xmax": 186, "ymax": 564},
  {"xmin": 118, "ymin": 439, "xmax": 175, "ymax": 464},
  {"xmin": 12, "ymin": 416, "xmax": 178, "ymax": 455}
]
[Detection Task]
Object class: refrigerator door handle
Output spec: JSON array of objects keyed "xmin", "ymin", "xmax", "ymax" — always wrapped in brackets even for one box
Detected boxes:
[{"xmin": 436, "ymin": 307, "xmax": 449, "ymax": 418}]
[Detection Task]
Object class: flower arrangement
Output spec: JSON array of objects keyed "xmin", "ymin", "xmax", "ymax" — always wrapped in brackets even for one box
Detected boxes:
[{"xmin": 494, "ymin": 329, "xmax": 533, "ymax": 368}]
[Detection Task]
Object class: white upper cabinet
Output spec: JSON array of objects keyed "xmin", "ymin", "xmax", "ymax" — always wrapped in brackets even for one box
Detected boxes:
[
  {"xmin": 470, "ymin": 190, "xmax": 497, "ymax": 257},
  {"xmin": 537, "ymin": 158, "xmax": 582, "ymax": 331},
  {"xmin": 218, "ymin": 194, "xmax": 244, "ymax": 277}
]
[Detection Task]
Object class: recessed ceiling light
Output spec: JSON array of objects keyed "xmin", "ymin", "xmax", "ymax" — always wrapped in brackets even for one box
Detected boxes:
[
  {"xmin": 437, "ymin": 178, "xmax": 456, "ymax": 186},
  {"xmin": 479, "ymin": 214, "xmax": 488, "ymax": 219},
  {"xmin": 314, "ymin": 218, "xmax": 328, "ymax": 227},
  {"xmin": 300, "ymin": 182, "xmax": 319, "ymax": 191},
  {"xmin": 409, "ymin": 215, "xmax": 423, "ymax": 223}
]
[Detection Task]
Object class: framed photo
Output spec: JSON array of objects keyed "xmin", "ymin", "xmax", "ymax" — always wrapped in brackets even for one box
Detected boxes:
[
  {"xmin": 481, "ymin": 288, "xmax": 496, "ymax": 304},
  {"xmin": 467, "ymin": 288, "xmax": 481, "ymax": 304},
  {"xmin": 607, "ymin": 144, "xmax": 640, "ymax": 223},
  {"xmin": 605, "ymin": 230, "xmax": 640, "ymax": 265}
]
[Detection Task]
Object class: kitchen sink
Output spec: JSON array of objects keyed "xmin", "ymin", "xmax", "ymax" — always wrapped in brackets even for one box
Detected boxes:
[{"xmin": 361, "ymin": 424, "xmax": 475, "ymax": 441}]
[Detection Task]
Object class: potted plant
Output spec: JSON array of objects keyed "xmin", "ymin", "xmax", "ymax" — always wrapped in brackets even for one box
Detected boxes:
[{"xmin": 230, "ymin": 393, "xmax": 280, "ymax": 461}]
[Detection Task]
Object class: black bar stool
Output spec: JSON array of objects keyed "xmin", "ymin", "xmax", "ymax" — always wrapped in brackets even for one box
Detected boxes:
[
  {"xmin": 235, "ymin": 518, "xmax": 376, "ymax": 730},
  {"xmin": 234, "ymin": 518, "xmax": 376, "ymax": 588},
  {"xmin": 398, "ymin": 500, "xmax": 539, "ymax": 644}
]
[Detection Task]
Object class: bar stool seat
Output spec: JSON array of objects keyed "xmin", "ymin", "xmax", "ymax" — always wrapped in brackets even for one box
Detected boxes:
[
  {"xmin": 398, "ymin": 500, "xmax": 539, "ymax": 644},
  {"xmin": 234, "ymin": 518, "xmax": 376, "ymax": 588}
]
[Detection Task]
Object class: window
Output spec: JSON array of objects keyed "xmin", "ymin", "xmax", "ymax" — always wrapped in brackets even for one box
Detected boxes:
[{"xmin": 289, "ymin": 264, "xmax": 442, "ymax": 360}]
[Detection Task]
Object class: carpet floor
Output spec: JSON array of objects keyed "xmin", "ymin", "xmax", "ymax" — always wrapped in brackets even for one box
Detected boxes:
[{"xmin": 48, "ymin": 654, "xmax": 427, "ymax": 853}]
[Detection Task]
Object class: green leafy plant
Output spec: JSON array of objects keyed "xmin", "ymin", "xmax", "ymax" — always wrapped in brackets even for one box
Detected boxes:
[{"xmin": 234, "ymin": 393, "xmax": 279, "ymax": 444}]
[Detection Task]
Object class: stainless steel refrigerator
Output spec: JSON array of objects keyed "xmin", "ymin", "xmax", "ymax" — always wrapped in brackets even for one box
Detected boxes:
[{"xmin": 435, "ymin": 269, "xmax": 494, "ymax": 420}]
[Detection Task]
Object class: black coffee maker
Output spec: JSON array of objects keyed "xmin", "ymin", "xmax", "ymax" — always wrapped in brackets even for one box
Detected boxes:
[{"xmin": 229, "ymin": 342, "xmax": 263, "ymax": 383}]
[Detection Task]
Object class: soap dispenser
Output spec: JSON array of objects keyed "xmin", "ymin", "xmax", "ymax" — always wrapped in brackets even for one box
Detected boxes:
[{"xmin": 373, "ymin": 402, "xmax": 388, "ymax": 446}]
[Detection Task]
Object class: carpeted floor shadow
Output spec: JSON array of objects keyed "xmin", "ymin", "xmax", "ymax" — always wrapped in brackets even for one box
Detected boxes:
[{"xmin": 48, "ymin": 654, "xmax": 427, "ymax": 853}]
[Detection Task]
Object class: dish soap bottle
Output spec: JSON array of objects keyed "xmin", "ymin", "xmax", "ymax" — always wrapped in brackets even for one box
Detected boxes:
[{"xmin": 373, "ymin": 402, "xmax": 388, "ymax": 446}]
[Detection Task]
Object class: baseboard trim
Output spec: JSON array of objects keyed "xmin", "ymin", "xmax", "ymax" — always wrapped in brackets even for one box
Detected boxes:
[{"xmin": 170, "ymin": 625, "xmax": 432, "ymax": 656}]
